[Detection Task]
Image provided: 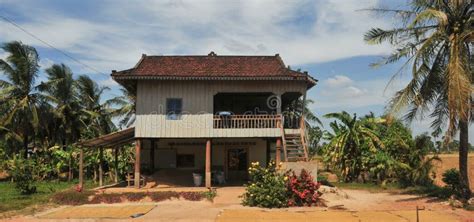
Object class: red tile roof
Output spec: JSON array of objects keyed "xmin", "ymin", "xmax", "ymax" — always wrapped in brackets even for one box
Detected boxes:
[{"xmin": 112, "ymin": 52, "xmax": 317, "ymax": 87}]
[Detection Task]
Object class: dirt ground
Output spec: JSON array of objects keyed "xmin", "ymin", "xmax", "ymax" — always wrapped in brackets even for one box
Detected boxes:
[
  {"xmin": 432, "ymin": 153, "xmax": 474, "ymax": 189},
  {"xmin": 2, "ymin": 186, "xmax": 473, "ymax": 222}
]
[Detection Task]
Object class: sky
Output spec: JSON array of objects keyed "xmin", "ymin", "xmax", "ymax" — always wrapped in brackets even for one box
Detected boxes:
[{"xmin": 0, "ymin": 0, "xmax": 468, "ymax": 141}]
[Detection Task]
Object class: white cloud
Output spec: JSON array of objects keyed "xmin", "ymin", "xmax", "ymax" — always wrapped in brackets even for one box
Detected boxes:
[
  {"xmin": 0, "ymin": 0, "xmax": 392, "ymax": 74},
  {"xmin": 326, "ymin": 75, "xmax": 353, "ymax": 88},
  {"xmin": 315, "ymin": 75, "xmax": 406, "ymax": 110}
]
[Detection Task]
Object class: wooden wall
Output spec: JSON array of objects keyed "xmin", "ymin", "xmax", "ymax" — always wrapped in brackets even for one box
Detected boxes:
[{"xmin": 135, "ymin": 80, "xmax": 307, "ymax": 138}]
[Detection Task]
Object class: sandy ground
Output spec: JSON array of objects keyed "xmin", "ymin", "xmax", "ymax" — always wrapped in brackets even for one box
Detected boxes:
[
  {"xmin": 432, "ymin": 154, "xmax": 474, "ymax": 189},
  {"xmin": 1, "ymin": 186, "xmax": 473, "ymax": 222}
]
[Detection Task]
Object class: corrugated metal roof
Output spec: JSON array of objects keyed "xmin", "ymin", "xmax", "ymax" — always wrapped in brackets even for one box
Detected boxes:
[{"xmin": 77, "ymin": 127, "xmax": 135, "ymax": 148}]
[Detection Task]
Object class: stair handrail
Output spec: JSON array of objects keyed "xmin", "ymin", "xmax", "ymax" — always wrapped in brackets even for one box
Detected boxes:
[
  {"xmin": 299, "ymin": 115, "xmax": 309, "ymax": 161},
  {"xmin": 278, "ymin": 114, "xmax": 288, "ymax": 162}
]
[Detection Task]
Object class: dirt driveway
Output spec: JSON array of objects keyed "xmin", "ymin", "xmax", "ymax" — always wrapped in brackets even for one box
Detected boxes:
[{"xmin": 2, "ymin": 187, "xmax": 473, "ymax": 222}]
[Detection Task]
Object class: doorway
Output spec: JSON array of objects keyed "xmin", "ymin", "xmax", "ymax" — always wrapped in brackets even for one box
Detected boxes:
[{"xmin": 226, "ymin": 148, "xmax": 248, "ymax": 182}]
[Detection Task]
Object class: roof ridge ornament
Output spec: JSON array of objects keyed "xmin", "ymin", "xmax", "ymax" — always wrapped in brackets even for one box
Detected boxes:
[{"xmin": 208, "ymin": 51, "xmax": 217, "ymax": 56}]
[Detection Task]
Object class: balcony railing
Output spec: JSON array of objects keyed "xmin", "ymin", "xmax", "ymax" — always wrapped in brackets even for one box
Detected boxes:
[{"xmin": 213, "ymin": 114, "xmax": 282, "ymax": 129}]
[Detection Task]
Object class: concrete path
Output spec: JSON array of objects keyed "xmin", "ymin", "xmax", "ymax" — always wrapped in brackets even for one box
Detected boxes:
[
  {"xmin": 216, "ymin": 209, "xmax": 461, "ymax": 222},
  {"xmin": 1, "ymin": 187, "xmax": 473, "ymax": 222}
]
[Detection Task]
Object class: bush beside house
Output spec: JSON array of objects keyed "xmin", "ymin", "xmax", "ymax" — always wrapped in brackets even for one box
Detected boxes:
[{"xmin": 242, "ymin": 161, "xmax": 324, "ymax": 208}]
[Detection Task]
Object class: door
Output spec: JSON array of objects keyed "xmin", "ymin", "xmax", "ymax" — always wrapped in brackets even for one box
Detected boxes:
[{"xmin": 226, "ymin": 148, "xmax": 248, "ymax": 182}]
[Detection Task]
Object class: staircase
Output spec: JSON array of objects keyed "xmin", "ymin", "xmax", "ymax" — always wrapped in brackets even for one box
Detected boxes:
[
  {"xmin": 283, "ymin": 133, "xmax": 308, "ymax": 161},
  {"xmin": 279, "ymin": 116, "xmax": 309, "ymax": 162}
]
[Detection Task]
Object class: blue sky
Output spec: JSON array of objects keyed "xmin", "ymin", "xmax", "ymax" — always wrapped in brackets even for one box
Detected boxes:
[{"xmin": 0, "ymin": 0, "xmax": 467, "ymax": 141}]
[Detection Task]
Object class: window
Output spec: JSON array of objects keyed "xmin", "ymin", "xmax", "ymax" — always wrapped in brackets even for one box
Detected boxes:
[
  {"xmin": 177, "ymin": 154, "xmax": 195, "ymax": 168},
  {"xmin": 166, "ymin": 98, "xmax": 182, "ymax": 120}
]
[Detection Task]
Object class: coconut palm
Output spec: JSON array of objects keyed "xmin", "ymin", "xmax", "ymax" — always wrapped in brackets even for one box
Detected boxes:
[
  {"xmin": 39, "ymin": 64, "xmax": 83, "ymax": 147},
  {"xmin": 365, "ymin": 0, "xmax": 473, "ymax": 199},
  {"xmin": 76, "ymin": 75, "xmax": 116, "ymax": 137},
  {"xmin": 108, "ymin": 88, "xmax": 136, "ymax": 129},
  {"xmin": 39, "ymin": 64, "xmax": 85, "ymax": 180},
  {"xmin": 0, "ymin": 41, "xmax": 42, "ymax": 158},
  {"xmin": 323, "ymin": 111, "xmax": 384, "ymax": 182}
]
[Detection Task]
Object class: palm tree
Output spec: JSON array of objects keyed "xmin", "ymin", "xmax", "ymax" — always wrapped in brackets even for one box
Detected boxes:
[
  {"xmin": 0, "ymin": 41, "xmax": 42, "ymax": 158},
  {"xmin": 365, "ymin": 0, "xmax": 472, "ymax": 199},
  {"xmin": 76, "ymin": 75, "xmax": 116, "ymax": 137},
  {"xmin": 39, "ymin": 64, "xmax": 84, "ymax": 180},
  {"xmin": 323, "ymin": 111, "xmax": 384, "ymax": 182},
  {"xmin": 108, "ymin": 88, "xmax": 136, "ymax": 128},
  {"xmin": 39, "ymin": 64, "xmax": 83, "ymax": 147}
]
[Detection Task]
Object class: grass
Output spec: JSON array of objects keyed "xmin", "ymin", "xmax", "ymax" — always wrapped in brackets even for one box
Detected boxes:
[{"xmin": 0, "ymin": 180, "xmax": 95, "ymax": 216}]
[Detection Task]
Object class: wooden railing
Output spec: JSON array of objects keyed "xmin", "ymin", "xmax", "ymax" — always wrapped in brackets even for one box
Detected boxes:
[
  {"xmin": 299, "ymin": 116, "xmax": 309, "ymax": 161},
  {"xmin": 213, "ymin": 114, "xmax": 282, "ymax": 129}
]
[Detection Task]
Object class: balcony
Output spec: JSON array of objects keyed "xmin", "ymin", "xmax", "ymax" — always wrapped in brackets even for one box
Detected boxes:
[{"xmin": 213, "ymin": 114, "xmax": 282, "ymax": 129}]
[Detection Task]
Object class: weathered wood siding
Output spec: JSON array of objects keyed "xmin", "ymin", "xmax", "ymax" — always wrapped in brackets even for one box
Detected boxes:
[{"xmin": 135, "ymin": 80, "xmax": 306, "ymax": 138}]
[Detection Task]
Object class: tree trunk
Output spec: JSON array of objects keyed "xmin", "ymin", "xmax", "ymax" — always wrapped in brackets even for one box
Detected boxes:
[
  {"xmin": 458, "ymin": 119, "xmax": 471, "ymax": 200},
  {"xmin": 68, "ymin": 156, "xmax": 73, "ymax": 181},
  {"xmin": 23, "ymin": 133, "xmax": 28, "ymax": 159}
]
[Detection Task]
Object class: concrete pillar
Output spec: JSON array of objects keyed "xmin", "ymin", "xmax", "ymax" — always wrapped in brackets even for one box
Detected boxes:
[
  {"xmin": 205, "ymin": 139, "xmax": 211, "ymax": 188},
  {"xmin": 276, "ymin": 138, "xmax": 282, "ymax": 165},
  {"xmin": 134, "ymin": 139, "xmax": 141, "ymax": 188}
]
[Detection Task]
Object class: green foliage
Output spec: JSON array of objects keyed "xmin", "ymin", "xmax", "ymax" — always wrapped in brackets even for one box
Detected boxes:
[
  {"xmin": 322, "ymin": 111, "xmax": 383, "ymax": 182},
  {"xmin": 285, "ymin": 169, "xmax": 324, "ymax": 207},
  {"xmin": 364, "ymin": 0, "xmax": 473, "ymax": 199},
  {"xmin": 7, "ymin": 157, "xmax": 37, "ymax": 195},
  {"xmin": 322, "ymin": 112, "xmax": 439, "ymax": 187},
  {"xmin": 203, "ymin": 189, "xmax": 217, "ymax": 201},
  {"xmin": 242, "ymin": 161, "xmax": 288, "ymax": 208},
  {"xmin": 442, "ymin": 168, "xmax": 462, "ymax": 197}
]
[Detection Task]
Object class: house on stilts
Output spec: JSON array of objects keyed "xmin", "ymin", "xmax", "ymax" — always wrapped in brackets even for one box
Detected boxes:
[{"xmin": 78, "ymin": 52, "xmax": 317, "ymax": 189}]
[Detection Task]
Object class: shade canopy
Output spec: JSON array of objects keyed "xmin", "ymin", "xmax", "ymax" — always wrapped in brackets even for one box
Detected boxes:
[{"xmin": 77, "ymin": 127, "xmax": 135, "ymax": 148}]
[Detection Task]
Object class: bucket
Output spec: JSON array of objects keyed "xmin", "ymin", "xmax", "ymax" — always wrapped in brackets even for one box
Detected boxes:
[
  {"xmin": 192, "ymin": 173, "xmax": 203, "ymax": 187},
  {"xmin": 216, "ymin": 171, "xmax": 225, "ymax": 185}
]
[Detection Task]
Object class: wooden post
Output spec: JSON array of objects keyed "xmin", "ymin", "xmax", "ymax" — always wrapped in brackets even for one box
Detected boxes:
[
  {"xmin": 150, "ymin": 139, "xmax": 155, "ymax": 171},
  {"xmin": 134, "ymin": 139, "xmax": 141, "ymax": 188},
  {"xmin": 205, "ymin": 139, "xmax": 211, "ymax": 188},
  {"xmin": 79, "ymin": 148, "xmax": 84, "ymax": 189},
  {"xmin": 276, "ymin": 94, "xmax": 282, "ymax": 114},
  {"xmin": 276, "ymin": 138, "xmax": 281, "ymax": 165},
  {"xmin": 114, "ymin": 148, "xmax": 119, "ymax": 183},
  {"xmin": 301, "ymin": 92, "xmax": 306, "ymax": 125},
  {"xmin": 99, "ymin": 147, "xmax": 103, "ymax": 187}
]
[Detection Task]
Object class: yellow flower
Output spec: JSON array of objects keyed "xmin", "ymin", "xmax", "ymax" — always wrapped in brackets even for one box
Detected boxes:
[{"xmin": 284, "ymin": 176, "xmax": 288, "ymax": 181}]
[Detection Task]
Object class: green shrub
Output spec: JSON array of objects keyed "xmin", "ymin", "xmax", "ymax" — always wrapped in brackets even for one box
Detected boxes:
[
  {"xmin": 8, "ymin": 157, "xmax": 37, "ymax": 195},
  {"xmin": 442, "ymin": 168, "xmax": 462, "ymax": 197},
  {"xmin": 286, "ymin": 169, "xmax": 324, "ymax": 207},
  {"xmin": 51, "ymin": 189, "xmax": 93, "ymax": 205},
  {"xmin": 242, "ymin": 161, "xmax": 288, "ymax": 208},
  {"xmin": 203, "ymin": 189, "xmax": 217, "ymax": 201}
]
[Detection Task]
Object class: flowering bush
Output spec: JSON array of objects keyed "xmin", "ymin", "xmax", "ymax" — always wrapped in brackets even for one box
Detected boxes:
[
  {"xmin": 285, "ymin": 169, "xmax": 324, "ymax": 207},
  {"xmin": 242, "ymin": 161, "xmax": 288, "ymax": 208},
  {"xmin": 241, "ymin": 161, "xmax": 324, "ymax": 208}
]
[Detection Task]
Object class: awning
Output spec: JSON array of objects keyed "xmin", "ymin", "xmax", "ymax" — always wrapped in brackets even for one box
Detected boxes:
[{"xmin": 77, "ymin": 127, "xmax": 135, "ymax": 148}]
